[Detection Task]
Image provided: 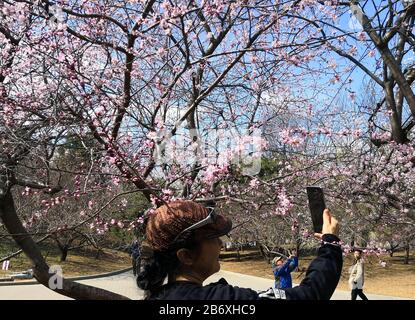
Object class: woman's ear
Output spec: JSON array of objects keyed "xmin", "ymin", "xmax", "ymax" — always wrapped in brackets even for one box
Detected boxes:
[{"xmin": 176, "ymin": 248, "xmax": 196, "ymax": 266}]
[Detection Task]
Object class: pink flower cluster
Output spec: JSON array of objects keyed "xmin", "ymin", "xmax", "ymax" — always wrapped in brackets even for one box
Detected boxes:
[
  {"xmin": 201, "ymin": 164, "xmax": 230, "ymax": 186},
  {"xmin": 90, "ymin": 216, "xmax": 131, "ymax": 235},
  {"xmin": 41, "ymin": 196, "xmax": 67, "ymax": 209},
  {"xmin": 279, "ymin": 129, "xmax": 305, "ymax": 146},
  {"xmin": 274, "ymin": 186, "xmax": 293, "ymax": 216},
  {"xmin": 371, "ymin": 131, "xmax": 390, "ymax": 142}
]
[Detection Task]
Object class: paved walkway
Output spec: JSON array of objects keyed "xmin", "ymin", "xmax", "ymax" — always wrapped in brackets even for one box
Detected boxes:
[
  {"xmin": 0, "ymin": 271, "xmax": 142, "ymax": 300},
  {"xmin": 0, "ymin": 269, "xmax": 410, "ymax": 300},
  {"xmin": 207, "ymin": 270, "xmax": 410, "ymax": 300}
]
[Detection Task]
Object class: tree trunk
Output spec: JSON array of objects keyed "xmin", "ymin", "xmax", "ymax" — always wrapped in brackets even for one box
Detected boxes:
[
  {"xmin": 95, "ymin": 248, "xmax": 104, "ymax": 259},
  {"xmin": 1, "ymin": 234, "xmax": 50, "ymax": 263},
  {"xmin": 296, "ymin": 241, "xmax": 301, "ymax": 262},
  {"xmin": 404, "ymin": 244, "xmax": 410, "ymax": 265},
  {"xmin": 258, "ymin": 243, "xmax": 270, "ymax": 263},
  {"xmin": 60, "ymin": 245, "xmax": 69, "ymax": 262},
  {"xmin": 351, "ymin": 3, "xmax": 415, "ymax": 119},
  {"xmin": 54, "ymin": 238, "xmax": 69, "ymax": 262},
  {"xmin": 0, "ymin": 189, "xmax": 129, "ymax": 300},
  {"xmin": 384, "ymin": 80, "xmax": 407, "ymax": 143}
]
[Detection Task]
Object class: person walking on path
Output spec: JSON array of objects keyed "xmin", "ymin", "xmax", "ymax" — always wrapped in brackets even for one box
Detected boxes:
[
  {"xmin": 129, "ymin": 240, "xmax": 141, "ymax": 276},
  {"xmin": 349, "ymin": 249, "xmax": 368, "ymax": 300}
]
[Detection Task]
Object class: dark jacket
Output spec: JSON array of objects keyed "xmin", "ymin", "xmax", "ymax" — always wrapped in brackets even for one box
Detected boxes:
[
  {"xmin": 148, "ymin": 234, "xmax": 342, "ymax": 300},
  {"xmin": 129, "ymin": 242, "xmax": 140, "ymax": 259}
]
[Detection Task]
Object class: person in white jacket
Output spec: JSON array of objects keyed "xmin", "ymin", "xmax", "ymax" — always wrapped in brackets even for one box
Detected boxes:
[{"xmin": 348, "ymin": 249, "xmax": 368, "ymax": 300}]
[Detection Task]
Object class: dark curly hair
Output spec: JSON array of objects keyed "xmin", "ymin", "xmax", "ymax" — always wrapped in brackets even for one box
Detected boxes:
[{"xmin": 136, "ymin": 235, "xmax": 201, "ymax": 299}]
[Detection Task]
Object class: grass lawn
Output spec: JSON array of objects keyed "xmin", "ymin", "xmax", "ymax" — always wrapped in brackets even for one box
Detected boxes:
[
  {"xmin": 219, "ymin": 249, "xmax": 415, "ymax": 299},
  {"xmin": 0, "ymin": 244, "xmax": 132, "ymax": 279}
]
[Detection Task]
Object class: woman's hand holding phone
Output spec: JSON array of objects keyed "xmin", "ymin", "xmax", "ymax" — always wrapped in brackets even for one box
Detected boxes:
[{"xmin": 314, "ymin": 209, "xmax": 339, "ymax": 239}]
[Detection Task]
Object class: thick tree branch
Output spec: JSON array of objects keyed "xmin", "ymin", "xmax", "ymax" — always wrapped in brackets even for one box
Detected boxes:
[{"xmin": 0, "ymin": 190, "xmax": 130, "ymax": 299}]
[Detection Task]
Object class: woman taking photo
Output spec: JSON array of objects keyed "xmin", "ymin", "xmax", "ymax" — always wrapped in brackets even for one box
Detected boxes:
[
  {"xmin": 349, "ymin": 249, "xmax": 369, "ymax": 300},
  {"xmin": 137, "ymin": 200, "xmax": 343, "ymax": 300}
]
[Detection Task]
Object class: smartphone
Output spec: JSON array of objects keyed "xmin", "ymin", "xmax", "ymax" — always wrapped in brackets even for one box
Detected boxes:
[{"xmin": 306, "ymin": 186, "xmax": 326, "ymax": 233}]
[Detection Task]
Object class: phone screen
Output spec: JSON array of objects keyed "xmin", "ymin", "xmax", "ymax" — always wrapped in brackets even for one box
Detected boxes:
[{"xmin": 306, "ymin": 187, "xmax": 326, "ymax": 233}]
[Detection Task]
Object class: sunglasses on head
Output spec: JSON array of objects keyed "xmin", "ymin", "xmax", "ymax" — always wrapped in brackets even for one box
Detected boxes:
[{"xmin": 172, "ymin": 207, "xmax": 218, "ymax": 243}]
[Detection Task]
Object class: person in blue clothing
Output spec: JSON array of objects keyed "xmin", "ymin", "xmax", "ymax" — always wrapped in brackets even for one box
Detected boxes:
[{"xmin": 272, "ymin": 251, "xmax": 298, "ymax": 289}]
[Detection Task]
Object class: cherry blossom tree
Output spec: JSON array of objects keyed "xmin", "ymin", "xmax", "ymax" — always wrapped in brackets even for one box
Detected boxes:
[
  {"xmin": 1, "ymin": 0, "xmax": 414, "ymax": 300},
  {"xmin": 1, "ymin": 0, "xmax": 338, "ymax": 299}
]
